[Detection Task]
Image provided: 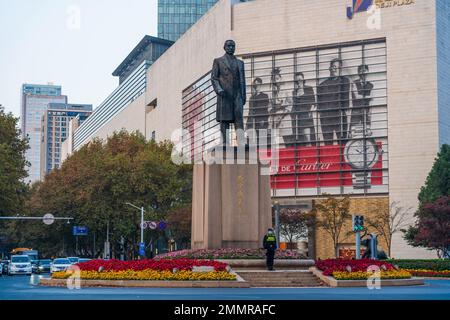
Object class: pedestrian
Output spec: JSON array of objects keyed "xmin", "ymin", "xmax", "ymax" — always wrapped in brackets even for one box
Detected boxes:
[{"xmin": 263, "ymin": 228, "xmax": 277, "ymax": 271}]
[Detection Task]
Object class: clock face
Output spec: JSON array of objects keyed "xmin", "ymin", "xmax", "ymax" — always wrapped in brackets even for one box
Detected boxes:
[{"xmin": 344, "ymin": 139, "xmax": 378, "ymax": 169}]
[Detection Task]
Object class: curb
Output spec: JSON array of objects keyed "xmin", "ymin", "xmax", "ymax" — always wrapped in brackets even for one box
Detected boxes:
[{"xmin": 39, "ymin": 277, "xmax": 250, "ymax": 288}]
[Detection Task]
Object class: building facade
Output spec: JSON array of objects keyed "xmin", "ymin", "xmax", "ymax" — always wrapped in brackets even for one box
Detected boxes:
[
  {"xmin": 69, "ymin": 36, "xmax": 172, "ymax": 152},
  {"xmin": 21, "ymin": 84, "xmax": 67, "ymax": 182},
  {"xmin": 40, "ymin": 103, "xmax": 92, "ymax": 178},
  {"xmin": 66, "ymin": 0, "xmax": 449, "ymax": 259},
  {"xmin": 158, "ymin": 0, "xmax": 219, "ymax": 41},
  {"xmin": 148, "ymin": 0, "xmax": 449, "ymax": 259}
]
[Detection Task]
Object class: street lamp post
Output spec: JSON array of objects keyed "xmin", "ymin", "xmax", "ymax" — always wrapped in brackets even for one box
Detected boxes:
[
  {"xmin": 125, "ymin": 202, "xmax": 145, "ymax": 257},
  {"xmin": 140, "ymin": 206, "xmax": 144, "ymax": 244}
]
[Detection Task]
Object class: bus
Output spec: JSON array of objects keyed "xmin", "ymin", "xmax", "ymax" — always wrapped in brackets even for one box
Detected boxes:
[{"xmin": 10, "ymin": 248, "xmax": 38, "ymax": 261}]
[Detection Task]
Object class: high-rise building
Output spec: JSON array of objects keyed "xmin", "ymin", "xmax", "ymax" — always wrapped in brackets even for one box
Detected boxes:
[
  {"xmin": 158, "ymin": 0, "xmax": 219, "ymax": 41},
  {"xmin": 40, "ymin": 103, "xmax": 92, "ymax": 178},
  {"xmin": 21, "ymin": 84, "xmax": 67, "ymax": 182}
]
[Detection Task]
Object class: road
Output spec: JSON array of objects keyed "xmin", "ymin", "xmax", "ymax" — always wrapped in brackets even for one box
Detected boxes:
[{"xmin": 1, "ymin": 275, "xmax": 450, "ymax": 300}]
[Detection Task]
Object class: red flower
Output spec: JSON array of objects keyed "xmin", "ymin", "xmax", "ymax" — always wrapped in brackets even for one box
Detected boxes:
[
  {"xmin": 316, "ymin": 259, "xmax": 394, "ymax": 276},
  {"xmin": 76, "ymin": 259, "xmax": 228, "ymax": 272}
]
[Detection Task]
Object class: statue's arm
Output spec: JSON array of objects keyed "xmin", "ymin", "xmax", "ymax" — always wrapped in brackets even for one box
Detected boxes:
[
  {"xmin": 240, "ymin": 61, "xmax": 246, "ymax": 105},
  {"xmin": 211, "ymin": 59, "xmax": 224, "ymax": 95}
]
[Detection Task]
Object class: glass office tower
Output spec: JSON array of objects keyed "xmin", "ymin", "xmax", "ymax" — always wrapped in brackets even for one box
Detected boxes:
[
  {"xmin": 158, "ymin": 0, "xmax": 219, "ymax": 41},
  {"xmin": 21, "ymin": 84, "xmax": 67, "ymax": 182}
]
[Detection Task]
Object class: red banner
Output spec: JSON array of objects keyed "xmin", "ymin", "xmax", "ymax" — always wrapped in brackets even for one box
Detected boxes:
[{"xmin": 259, "ymin": 144, "xmax": 383, "ymax": 189}]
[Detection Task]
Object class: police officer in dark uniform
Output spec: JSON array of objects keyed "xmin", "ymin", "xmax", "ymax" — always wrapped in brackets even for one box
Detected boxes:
[{"xmin": 263, "ymin": 228, "xmax": 277, "ymax": 271}]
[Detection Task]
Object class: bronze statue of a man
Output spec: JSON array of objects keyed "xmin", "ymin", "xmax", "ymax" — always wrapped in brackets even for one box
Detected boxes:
[{"xmin": 211, "ymin": 40, "xmax": 246, "ymax": 145}]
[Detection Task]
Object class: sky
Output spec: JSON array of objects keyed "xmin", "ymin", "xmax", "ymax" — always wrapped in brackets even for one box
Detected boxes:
[{"xmin": 0, "ymin": 0, "xmax": 158, "ymax": 119}]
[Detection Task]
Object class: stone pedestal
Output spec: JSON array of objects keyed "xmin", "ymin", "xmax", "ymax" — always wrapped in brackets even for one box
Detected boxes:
[{"xmin": 191, "ymin": 146, "xmax": 272, "ymax": 249}]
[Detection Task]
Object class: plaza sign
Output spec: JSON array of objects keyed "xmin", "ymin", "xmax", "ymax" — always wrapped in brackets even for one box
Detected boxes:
[
  {"xmin": 347, "ymin": 0, "xmax": 415, "ymax": 19},
  {"xmin": 375, "ymin": 0, "xmax": 415, "ymax": 9}
]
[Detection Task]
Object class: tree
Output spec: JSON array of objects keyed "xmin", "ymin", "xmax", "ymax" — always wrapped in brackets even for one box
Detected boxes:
[
  {"xmin": 402, "ymin": 144, "xmax": 450, "ymax": 258},
  {"xmin": 418, "ymin": 144, "xmax": 450, "ymax": 204},
  {"xmin": 166, "ymin": 206, "xmax": 192, "ymax": 249},
  {"xmin": 0, "ymin": 105, "xmax": 29, "ymax": 256},
  {"xmin": 0, "ymin": 105, "xmax": 29, "ymax": 216},
  {"xmin": 404, "ymin": 196, "xmax": 450, "ymax": 258},
  {"xmin": 367, "ymin": 201, "xmax": 412, "ymax": 257},
  {"xmin": 279, "ymin": 209, "xmax": 309, "ymax": 245},
  {"xmin": 5, "ymin": 130, "xmax": 193, "ymax": 258},
  {"xmin": 313, "ymin": 195, "xmax": 351, "ymax": 258}
]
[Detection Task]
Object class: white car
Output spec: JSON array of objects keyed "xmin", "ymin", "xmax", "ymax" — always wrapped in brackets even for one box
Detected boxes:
[
  {"xmin": 67, "ymin": 257, "xmax": 79, "ymax": 264},
  {"xmin": 50, "ymin": 258, "xmax": 72, "ymax": 274},
  {"xmin": 8, "ymin": 255, "xmax": 32, "ymax": 275}
]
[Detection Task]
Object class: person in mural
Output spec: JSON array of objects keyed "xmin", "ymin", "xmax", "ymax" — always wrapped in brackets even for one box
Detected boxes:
[
  {"xmin": 292, "ymin": 72, "xmax": 317, "ymax": 146},
  {"xmin": 270, "ymin": 67, "xmax": 293, "ymax": 147},
  {"xmin": 317, "ymin": 58, "xmax": 351, "ymax": 145},
  {"xmin": 350, "ymin": 64, "xmax": 374, "ymax": 136},
  {"xmin": 246, "ymin": 77, "xmax": 270, "ymax": 146}
]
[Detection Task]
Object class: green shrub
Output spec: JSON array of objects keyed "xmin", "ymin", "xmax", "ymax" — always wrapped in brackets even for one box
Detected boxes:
[{"xmin": 386, "ymin": 259, "xmax": 450, "ymax": 271}]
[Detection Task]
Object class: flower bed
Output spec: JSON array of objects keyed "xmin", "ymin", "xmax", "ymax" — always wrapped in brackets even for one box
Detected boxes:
[
  {"xmin": 404, "ymin": 269, "xmax": 450, "ymax": 278},
  {"xmin": 316, "ymin": 259, "xmax": 396, "ymax": 276},
  {"xmin": 75, "ymin": 258, "xmax": 228, "ymax": 272},
  {"xmin": 52, "ymin": 269, "xmax": 236, "ymax": 281},
  {"xmin": 51, "ymin": 258, "xmax": 236, "ymax": 281},
  {"xmin": 156, "ymin": 248, "xmax": 303, "ymax": 260},
  {"xmin": 332, "ymin": 270, "xmax": 411, "ymax": 280},
  {"xmin": 386, "ymin": 259, "xmax": 450, "ymax": 272}
]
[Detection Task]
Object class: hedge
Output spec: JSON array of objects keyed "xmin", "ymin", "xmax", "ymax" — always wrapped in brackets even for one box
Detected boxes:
[{"xmin": 386, "ymin": 259, "xmax": 450, "ymax": 271}]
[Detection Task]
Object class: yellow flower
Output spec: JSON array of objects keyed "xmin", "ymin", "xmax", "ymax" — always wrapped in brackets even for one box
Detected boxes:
[
  {"xmin": 51, "ymin": 269, "xmax": 236, "ymax": 281},
  {"xmin": 332, "ymin": 270, "xmax": 411, "ymax": 280}
]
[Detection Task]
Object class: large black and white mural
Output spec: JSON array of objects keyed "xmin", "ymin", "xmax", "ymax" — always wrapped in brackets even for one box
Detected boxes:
[{"xmin": 182, "ymin": 39, "xmax": 388, "ymax": 197}]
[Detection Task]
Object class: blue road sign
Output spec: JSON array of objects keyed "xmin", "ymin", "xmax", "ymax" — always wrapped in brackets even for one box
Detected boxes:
[
  {"xmin": 72, "ymin": 226, "xmax": 88, "ymax": 236},
  {"xmin": 139, "ymin": 242, "xmax": 145, "ymax": 256},
  {"xmin": 158, "ymin": 221, "xmax": 167, "ymax": 231}
]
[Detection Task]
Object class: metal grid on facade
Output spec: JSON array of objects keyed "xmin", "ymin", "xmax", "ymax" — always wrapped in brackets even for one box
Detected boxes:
[{"xmin": 182, "ymin": 39, "xmax": 389, "ymax": 197}]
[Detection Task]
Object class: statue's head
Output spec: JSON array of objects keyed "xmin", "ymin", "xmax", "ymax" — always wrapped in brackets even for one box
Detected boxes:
[{"xmin": 223, "ymin": 40, "xmax": 236, "ymax": 55}]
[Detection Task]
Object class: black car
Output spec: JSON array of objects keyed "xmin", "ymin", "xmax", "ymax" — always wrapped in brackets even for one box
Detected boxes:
[
  {"xmin": 36, "ymin": 259, "xmax": 52, "ymax": 274},
  {"xmin": 1, "ymin": 260, "xmax": 9, "ymax": 274},
  {"xmin": 31, "ymin": 260, "xmax": 39, "ymax": 274}
]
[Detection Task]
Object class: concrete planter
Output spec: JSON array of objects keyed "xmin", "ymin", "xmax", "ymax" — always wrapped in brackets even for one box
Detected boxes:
[
  {"xmin": 310, "ymin": 267, "xmax": 425, "ymax": 287},
  {"xmin": 39, "ymin": 278, "xmax": 250, "ymax": 288},
  {"xmin": 39, "ymin": 270, "xmax": 250, "ymax": 288}
]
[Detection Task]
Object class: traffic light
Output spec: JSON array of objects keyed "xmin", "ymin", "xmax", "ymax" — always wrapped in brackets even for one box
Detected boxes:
[
  {"xmin": 358, "ymin": 216, "xmax": 364, "ymax": 231},
  {"xmin": 352, "ymin": 215, "xmax": 365, "ymax": 232}
]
